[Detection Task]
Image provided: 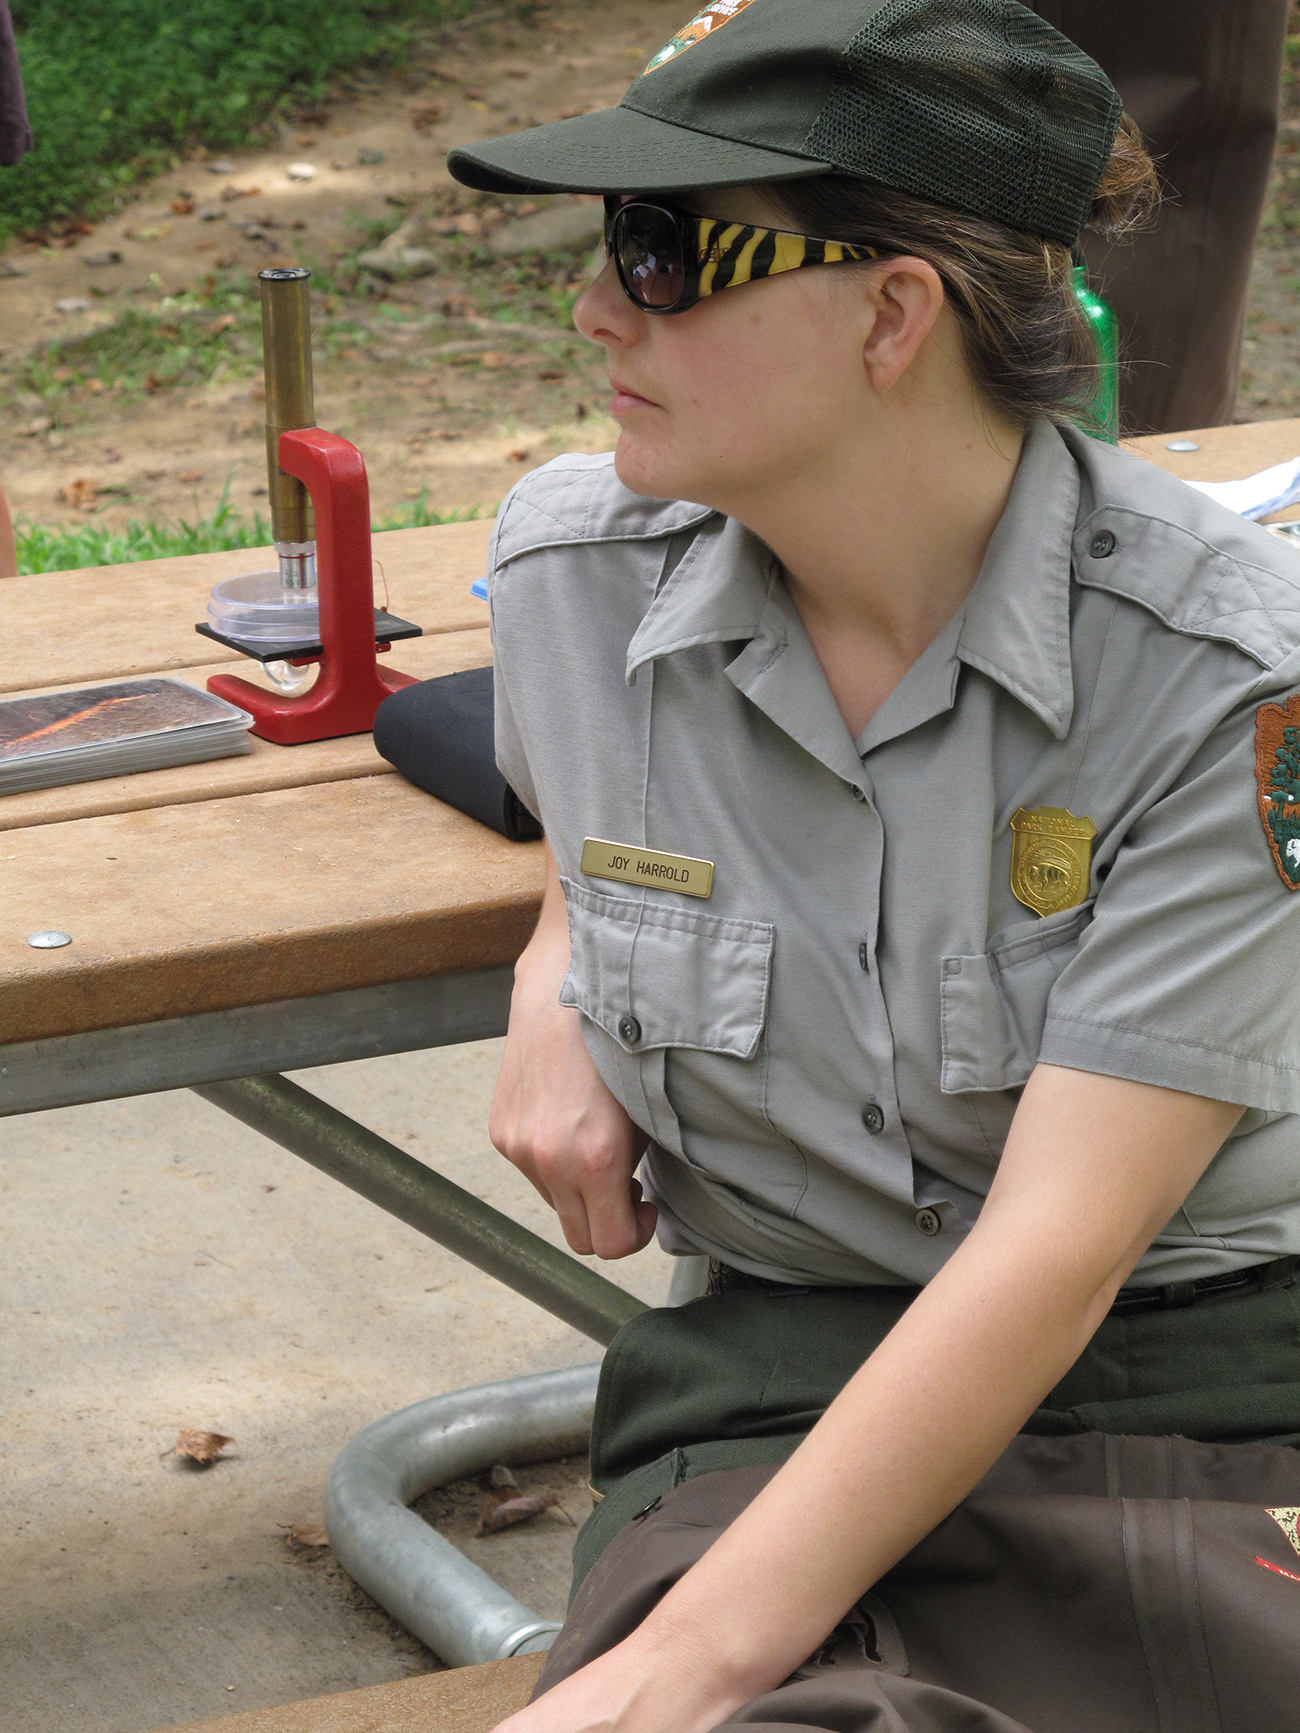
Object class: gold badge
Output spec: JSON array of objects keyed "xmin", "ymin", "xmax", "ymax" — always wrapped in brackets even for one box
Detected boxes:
[
  {"xmin": 580, "ymin": 837, "xmax": 714, "ymax": 899},
  {"xmin": 1010, "ymin": 807, "xmax": 1095, "ymax": 916}
]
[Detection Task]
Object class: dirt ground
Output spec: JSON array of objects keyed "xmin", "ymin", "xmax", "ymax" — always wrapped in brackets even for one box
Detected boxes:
[
  {"xmin": 0, "ymin": 0, "xmax": 687, "ymax": 539},
  {"xmin": 0, "ymin": 0, "xmax": 1297, "ymax": 548}
]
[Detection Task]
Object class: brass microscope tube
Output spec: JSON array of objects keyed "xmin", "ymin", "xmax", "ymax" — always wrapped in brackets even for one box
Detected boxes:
[{"xmin": 259, "ymin": 266, "xmax": 317, "ymax": 592}]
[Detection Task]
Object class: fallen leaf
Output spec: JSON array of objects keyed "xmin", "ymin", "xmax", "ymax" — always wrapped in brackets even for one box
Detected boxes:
[
  {"xmin": 537, "ymin": 369, "xmax": 565, "ymax": 381},
  {"xmin": 83, "ymin": 249, "xmax": 123, "ymax": 267},
  {"xmin": 463, "ymin": 86, "xmax": 486, "ymax": 100},
  {"xmin": 208, "ymin": 312, "xmax": 237, "ymax": 335},
  {"xmin": 175, "ymin": 1428, "xmax": 234, "ymax": 1465},
  {"xmin": 411, "ymin": 104, "xmax": 446, "ymax": 133},
  {"xmin": 507, "ymin": 448, "xmax": 530, "ymax": 463},
  {"xmin": 54, "ymin": 297, "xmax": 92, "ymax": 315},
  {"xmin": 177, "ymin": 469, "xmax": 205, "ymax": 483},
  {"xmin": 284, "ymin": 1521, "xmax": 329, "ymax": 1547},
  {"xmin": 57, "ymin": 478, "xmax": 99, "ymax": 511},
  {"xmin": 221, "ymin": 184, "xmax": 261, "ymax": 202},
  {"xmin": 249, "ymin": 381, "xmax": 266, "ymax": 401},
  {"xmin": 206, "ymin": 159, "xmax": 237, "ymax": 174},
  {"xmin": 476, "ymin": 1491, "xmax": 573, "ymax": 1536},
  {"xmin": 171, "ymin": 195, "xmax": 196, "ymax": 216}
]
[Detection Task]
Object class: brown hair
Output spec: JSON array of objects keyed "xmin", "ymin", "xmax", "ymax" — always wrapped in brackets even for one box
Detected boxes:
[{"xmin": 764, "ymin": 114, "xmax": 1159, "ymax": 431}]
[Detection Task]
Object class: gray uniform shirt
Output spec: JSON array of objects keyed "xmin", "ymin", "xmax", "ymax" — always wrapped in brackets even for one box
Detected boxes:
[{"xmin": 489, "ymin": 420, "xmax": 1300, "ymax": 1287}]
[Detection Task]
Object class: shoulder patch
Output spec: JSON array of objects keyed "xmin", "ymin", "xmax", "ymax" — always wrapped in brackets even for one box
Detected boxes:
[{"xmin": 1255, "ymin": 695, "xmax": 1300, "ymax": 889}]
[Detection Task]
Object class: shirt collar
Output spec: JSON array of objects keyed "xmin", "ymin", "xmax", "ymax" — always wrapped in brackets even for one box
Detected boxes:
[
  {"xmin": 625, "ymin": 511, "xmax": 775, "ymax": 682},
  {"xmin": 626, "ymin": 417, "xmax": 1082, "ymax": 742},
  {"xmin": 954, "ymin": 418, "xmax": 1080, "ymax": 740}
]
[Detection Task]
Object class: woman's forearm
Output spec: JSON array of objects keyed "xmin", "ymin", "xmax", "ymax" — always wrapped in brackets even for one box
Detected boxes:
[{"xmin": 620, "ymin": 1065, "xmax": 1243, "ymax": 1711}]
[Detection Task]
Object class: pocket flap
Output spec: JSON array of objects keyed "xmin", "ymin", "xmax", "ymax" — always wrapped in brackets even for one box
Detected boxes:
[
  {"xmin": 940, "ymin": 903, "xmax": 1093, "ymax": 1094},
  {"xmin": 559, "ymin": 877, "xmax": 773, "ymax": 1057}
]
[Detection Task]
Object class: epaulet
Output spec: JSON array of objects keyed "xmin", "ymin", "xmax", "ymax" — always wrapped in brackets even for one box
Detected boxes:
[
  {"xmin": 1063, "ymin": 426, "xmax": 1300, "ymax": 671},
  {"xmin": 490, "ymin": 451, "xmax": 716, "ymax": 568}
]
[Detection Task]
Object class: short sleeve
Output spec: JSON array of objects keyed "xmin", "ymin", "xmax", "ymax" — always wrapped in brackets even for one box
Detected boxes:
[
  {"xmin": 1039, "ymin": 684, "xmax": 1300, "ymax": 1112},
  {"xmin": 487, "ymin": 530, "xmax": 541, "ymax": 821}
]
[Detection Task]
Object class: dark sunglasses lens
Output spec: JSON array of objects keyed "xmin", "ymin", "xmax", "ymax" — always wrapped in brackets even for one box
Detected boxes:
[{"xmin": 615, "ymin": 205, "xmax": 686, "ymax": 309}]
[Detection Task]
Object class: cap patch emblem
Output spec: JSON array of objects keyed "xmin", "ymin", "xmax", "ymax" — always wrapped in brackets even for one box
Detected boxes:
[
  {"xmin": 1009, "ymin": 807, "xmax": 1095, "ymax": 917},
  {"xmin": 643, "ymin": 0, "xmax": 757, "ymax": 75},
  {"xmin": 1255, "ymin": 695, "xmax": 1300, "ymax": 889}
]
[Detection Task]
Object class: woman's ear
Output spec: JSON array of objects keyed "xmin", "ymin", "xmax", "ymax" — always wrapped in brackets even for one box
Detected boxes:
[{"xmin": 860, "ymin": 257, "xmax": 946, "ymax": 394}]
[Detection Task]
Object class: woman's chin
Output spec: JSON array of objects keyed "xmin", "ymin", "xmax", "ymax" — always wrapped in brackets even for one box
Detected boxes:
[{"xmin": 612, "ymin": 437, "xmax": 702, "ymax": 503}]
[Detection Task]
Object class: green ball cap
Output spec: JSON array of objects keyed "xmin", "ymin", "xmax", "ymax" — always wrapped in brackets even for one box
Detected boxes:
[{"xmin": 447, "ymin": 0, "xmax": 1121, "ymax": 246}]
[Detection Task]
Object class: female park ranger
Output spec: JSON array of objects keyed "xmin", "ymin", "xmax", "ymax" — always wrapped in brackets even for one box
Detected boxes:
[{"xmin": 448, "ymin": 3, "xmax": 1300, "ymax": 1728}]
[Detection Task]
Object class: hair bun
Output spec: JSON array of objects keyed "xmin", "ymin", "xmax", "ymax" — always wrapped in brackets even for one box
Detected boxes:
[{"xmin": 1087, "ymin": 114, "xmax": 1160, "ymax": 240}]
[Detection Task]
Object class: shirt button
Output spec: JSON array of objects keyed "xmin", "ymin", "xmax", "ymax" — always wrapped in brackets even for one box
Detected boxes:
[
  {"xmin": 858, "ymin": 941, "xmax": 870, "ymax": 973},
  {"xmin": 914, "ymin": 1208, "xmax": 942, "ymax": 1236},
  {"xmin": 851, "ymin": 785, "xmax": 868, "ymax": 802},
  {"xmin": 1088, "ymin": 529, "xmax": 1116, "ymax": 558},
  {"xmin": 862, "ymin": 1101, "xmax": 885, "ymax": 1134},
  {"xmin": 617, "ymin": 1015, "xmax": 642, "ymax": 1046}
]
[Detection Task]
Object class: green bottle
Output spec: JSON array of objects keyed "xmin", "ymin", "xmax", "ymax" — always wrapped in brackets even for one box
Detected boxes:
[{"xmin": 1072, "ymin": 264, "xmax": 1119, "ymax": 442}]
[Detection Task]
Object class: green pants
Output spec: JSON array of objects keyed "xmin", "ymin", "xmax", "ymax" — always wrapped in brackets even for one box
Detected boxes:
[{"xmin": 574, "ymin": 1273, "xmax": 1300, "ymax": 1594}]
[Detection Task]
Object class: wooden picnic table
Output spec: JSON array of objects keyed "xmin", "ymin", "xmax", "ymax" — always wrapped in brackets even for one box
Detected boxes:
[{"xmin": 1, "ymin": 419, "xmax": 1297, "ymax": 1087}]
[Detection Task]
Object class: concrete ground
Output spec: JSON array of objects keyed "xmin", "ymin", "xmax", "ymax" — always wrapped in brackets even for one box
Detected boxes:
[{"xmin": 0, "ymin": 1040, "xmax": 678, "ymax": 1733}]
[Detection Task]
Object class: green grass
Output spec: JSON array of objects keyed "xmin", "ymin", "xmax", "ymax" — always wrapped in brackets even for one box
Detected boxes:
[
  {"xmin": 17, "ymin": 281, "xmax": 263, "ymax": 402},
  {"xmin": 3, "ymin": 1, "xmax": 488, "ymax": 241},
  {"xmin": 14, "ymin": 487, "xmax": 488, "ymax": 573}
]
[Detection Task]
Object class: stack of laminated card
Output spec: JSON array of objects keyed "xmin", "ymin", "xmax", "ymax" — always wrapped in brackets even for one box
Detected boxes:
[{"xmin": 0, "ymin": 678, "xmax": 254, "ymax": 795}]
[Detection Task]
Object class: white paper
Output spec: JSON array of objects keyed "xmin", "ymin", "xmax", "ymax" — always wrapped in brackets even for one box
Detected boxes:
[{"xmin": 1185, "ymin": 454, "xmax": 1300, "ymax": 521}]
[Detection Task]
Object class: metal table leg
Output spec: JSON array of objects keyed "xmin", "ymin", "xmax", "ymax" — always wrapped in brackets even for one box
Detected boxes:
[{"xmin": 193, "ymin": 1073, "xmax": 647, "ymax": 1345}]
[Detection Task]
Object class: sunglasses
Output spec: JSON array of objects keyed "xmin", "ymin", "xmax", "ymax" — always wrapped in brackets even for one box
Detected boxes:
[{"xmin": 603, "ymin": 198, "xmax": 880, "ymax": 314}]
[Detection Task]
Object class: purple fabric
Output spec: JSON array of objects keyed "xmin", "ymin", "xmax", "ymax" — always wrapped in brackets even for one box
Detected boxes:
[{"xmin": 0, "ymin": 0, "xmax": 32, "ymax": 168}]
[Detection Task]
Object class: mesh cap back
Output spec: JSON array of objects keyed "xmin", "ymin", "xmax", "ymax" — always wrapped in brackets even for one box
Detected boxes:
[{"xmin": 804, "ymin": 0, "xmax": 1120, "ymax": 242}]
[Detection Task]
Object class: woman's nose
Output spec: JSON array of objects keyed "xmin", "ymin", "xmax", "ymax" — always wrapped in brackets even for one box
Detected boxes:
[{"xmin": 573, "ymin": 256, "xmax": 641, "ymax": 348}]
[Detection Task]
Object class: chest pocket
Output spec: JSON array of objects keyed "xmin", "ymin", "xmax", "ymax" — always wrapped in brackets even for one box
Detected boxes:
[
  {"xmin": 940, "ymin": 902, "xmax": 1094, "ymax": 1094},
  {"xmin": 558, "ymin": 877, "xmax": 773, "ymax": 1056}
]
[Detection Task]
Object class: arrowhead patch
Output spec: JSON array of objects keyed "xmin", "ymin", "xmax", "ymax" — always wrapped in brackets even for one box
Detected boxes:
[{"xmin": 1255, "ymin": 695, "xmax": 1300, "ymax": 889}]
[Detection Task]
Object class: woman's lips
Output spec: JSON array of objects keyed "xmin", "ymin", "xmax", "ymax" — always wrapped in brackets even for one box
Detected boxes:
[{"xmin": 609, "ymin": 381, "xmax": 659, "ymax": 415}]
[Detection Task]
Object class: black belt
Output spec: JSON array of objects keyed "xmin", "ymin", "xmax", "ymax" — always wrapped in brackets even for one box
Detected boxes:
[
  {"xmin": 708, "ymin": 1255, "xmax": 1300, "ymax": 1314},
  {"xmin": 1109, "ymin": 1254, "xmax": 1300, "ymax": 1315}
]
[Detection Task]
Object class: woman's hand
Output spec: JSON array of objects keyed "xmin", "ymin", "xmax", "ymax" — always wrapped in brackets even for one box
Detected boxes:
[
  {"xmin": 490, "ymin": 843, "xmax": 656, "ymax": 1259},
  {"xmin": 493, "ymin": 1626, "xmax": 744, "ymax": 1733}
]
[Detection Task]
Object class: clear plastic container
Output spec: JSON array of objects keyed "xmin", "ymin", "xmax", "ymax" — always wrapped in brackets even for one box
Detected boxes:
[{"xmin": 207, "ymin": 570, "xmax": 321, "ymax": 647}]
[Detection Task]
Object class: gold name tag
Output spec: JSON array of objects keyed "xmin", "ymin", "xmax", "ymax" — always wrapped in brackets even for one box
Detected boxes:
[
  {"xmin": 1010, "ymin": 806, "xmax": 1096, "ymax": 916},
  {"xmin": 580, "ymin": 836, "xmax": 714, "ymax": 899}
]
